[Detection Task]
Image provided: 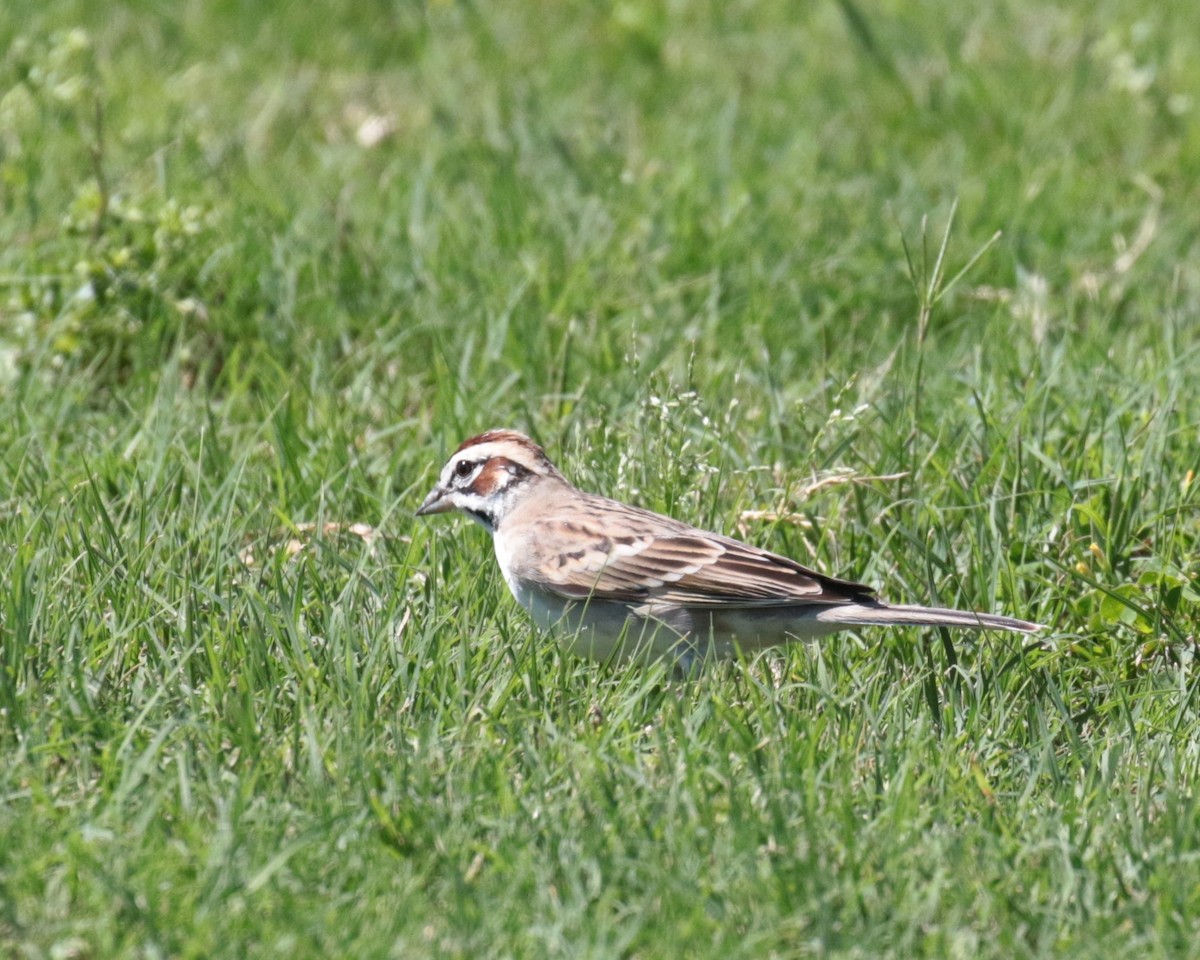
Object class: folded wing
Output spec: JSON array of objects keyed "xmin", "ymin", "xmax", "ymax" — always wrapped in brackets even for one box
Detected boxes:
[{"xmin": 526, "ymin": 510, "xmax": 874, "ymax": 609}]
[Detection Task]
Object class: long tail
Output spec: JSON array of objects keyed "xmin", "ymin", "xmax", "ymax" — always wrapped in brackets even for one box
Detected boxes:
[{"xmin": 814, "ymin": 602, "xmax": 1042, "ymax": 634}]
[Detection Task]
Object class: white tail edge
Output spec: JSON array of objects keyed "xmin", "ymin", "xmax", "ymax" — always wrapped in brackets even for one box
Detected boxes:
[{"xmin": 814, "ymin": 603, "xmax": 1043, "ymax": 634}]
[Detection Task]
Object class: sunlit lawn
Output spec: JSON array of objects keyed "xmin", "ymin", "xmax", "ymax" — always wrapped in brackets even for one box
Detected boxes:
[{"xmin": 1, "ymin": 1, "xmax": 1198, "ymax": 956}]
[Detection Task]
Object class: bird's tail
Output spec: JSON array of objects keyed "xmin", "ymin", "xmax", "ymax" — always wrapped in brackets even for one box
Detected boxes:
[{"xmin": 814, "ymin": 602, "xmax": 1042, "ymax": 634}]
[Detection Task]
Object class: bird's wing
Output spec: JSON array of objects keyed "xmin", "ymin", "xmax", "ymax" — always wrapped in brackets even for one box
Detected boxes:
[{"xmin": 522, "ymin": 511, "xmax": 874, "ymax": 609}]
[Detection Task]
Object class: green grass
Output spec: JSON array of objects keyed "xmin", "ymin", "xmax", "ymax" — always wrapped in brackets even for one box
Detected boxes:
[{"xmin": 2, "ymin": 1, "xmax": 1199, "ymax": 956}]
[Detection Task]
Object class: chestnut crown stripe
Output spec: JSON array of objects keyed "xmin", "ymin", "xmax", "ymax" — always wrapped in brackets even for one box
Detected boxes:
[{"xmin": 454, "ymin": 430, "xmax": 565, "ymax": 479}]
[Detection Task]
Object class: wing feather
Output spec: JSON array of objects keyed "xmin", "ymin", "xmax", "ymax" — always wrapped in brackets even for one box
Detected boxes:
[{"xmin": 522, "ymin": 497, "xmax": 874, "ymax": 609}]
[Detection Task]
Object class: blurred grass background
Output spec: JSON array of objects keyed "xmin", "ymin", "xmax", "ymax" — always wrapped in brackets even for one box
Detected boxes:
[{"xmin": 1, "ymin": 1, "xmax": 1198, "ymax": 957}]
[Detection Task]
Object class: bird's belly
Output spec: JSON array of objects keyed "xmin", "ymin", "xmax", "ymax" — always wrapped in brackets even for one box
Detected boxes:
[{"xmin": 502, "ymin": 574, "xmax": 689, "ymax": 663}]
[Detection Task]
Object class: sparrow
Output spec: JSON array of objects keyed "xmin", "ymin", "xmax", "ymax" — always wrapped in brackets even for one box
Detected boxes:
[{"xmin": 416, "ymin": 429, "xmax": 1042, "ymax": 666}]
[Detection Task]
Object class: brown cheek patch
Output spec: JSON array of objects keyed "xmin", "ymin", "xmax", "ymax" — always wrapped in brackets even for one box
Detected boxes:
[{"xmin": 470, "ymin": 460, "xmax": 510, "ymax": 496}]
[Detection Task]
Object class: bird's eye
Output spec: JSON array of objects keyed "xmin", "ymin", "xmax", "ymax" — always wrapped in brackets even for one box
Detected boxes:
[{"xmin": 454, "ymin": 460, "xmax": 475, "ymax": 479}]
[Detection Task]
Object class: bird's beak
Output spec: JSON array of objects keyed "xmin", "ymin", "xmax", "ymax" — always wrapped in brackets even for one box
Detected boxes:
[{"xmin": 415, "ymin": 485, "xmax": 453, "ymax": 517}]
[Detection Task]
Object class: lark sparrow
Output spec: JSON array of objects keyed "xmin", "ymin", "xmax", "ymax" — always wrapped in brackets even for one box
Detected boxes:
[{"xmin": 416, "ymin": 429, "xmax": 1042, "ymax": 665}]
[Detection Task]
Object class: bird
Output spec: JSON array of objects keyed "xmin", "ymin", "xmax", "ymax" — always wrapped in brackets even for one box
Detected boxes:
[{"xmin": 416, "ymin": 429, "xmax": 1042, "ymax": 666}]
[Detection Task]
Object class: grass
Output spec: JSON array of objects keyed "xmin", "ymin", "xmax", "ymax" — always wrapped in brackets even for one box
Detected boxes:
[{"xmin": 1, "ymin": 0, "xmax": 1199, "ymax": 956}]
